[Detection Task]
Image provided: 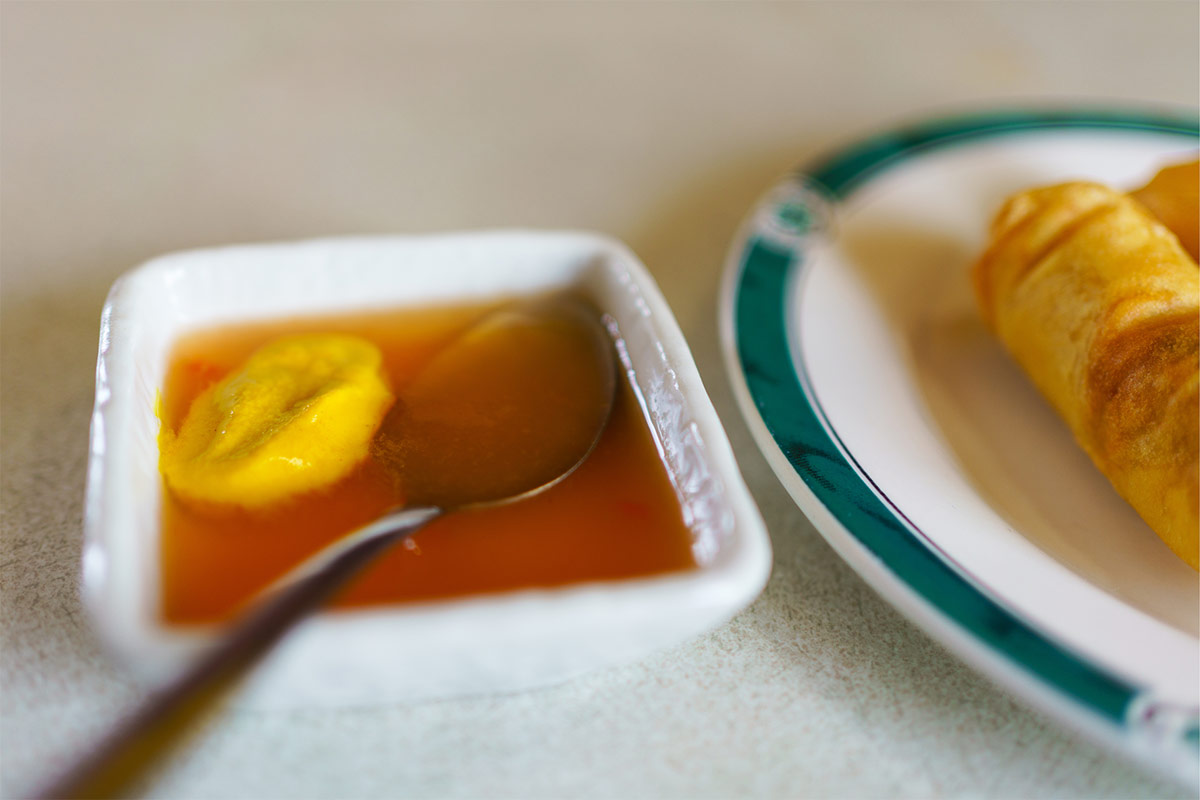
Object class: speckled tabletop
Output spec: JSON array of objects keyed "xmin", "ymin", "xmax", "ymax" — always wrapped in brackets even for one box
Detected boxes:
[{"xmin": 2, "ymin": 3, "xmax": 1197, "ymax": 798}]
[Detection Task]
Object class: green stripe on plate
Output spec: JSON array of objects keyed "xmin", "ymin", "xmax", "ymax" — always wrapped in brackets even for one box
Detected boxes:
[{"xmin": 805, "ymin": 108, "xmax": 1199, "ymax": 200}]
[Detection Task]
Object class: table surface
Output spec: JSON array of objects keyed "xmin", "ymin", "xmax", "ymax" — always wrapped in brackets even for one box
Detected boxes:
[{"xmin": 2, "ymin": 3, "xmax": 1197, "ymax": 798}]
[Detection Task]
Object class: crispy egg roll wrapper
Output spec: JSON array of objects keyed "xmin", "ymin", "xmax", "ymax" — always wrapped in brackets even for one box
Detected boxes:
[
  {"xmin": 1131, "ymin": 158, "xmax": 1199, "ymax": 262},
  {"xmin": 974, "ymin": 182, "xmax": 1200, "ymax": 569}
]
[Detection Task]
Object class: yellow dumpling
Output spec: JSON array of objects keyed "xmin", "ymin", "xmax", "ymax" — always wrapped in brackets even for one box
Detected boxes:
[{"xmin": 160, "ymin": 334, "xmax": 394, "ymax": 509}]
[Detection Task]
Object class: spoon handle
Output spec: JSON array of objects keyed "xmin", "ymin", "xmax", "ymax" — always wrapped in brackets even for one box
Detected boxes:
[{"xmin": 33, "ymin": 505, "xmax": 441, "ymax": 800}]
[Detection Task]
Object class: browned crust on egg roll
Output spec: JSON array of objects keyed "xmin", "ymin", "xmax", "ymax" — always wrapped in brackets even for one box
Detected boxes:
[
  {"xmin": 1131, "ymin": 158, "xmax": 1199, "ymax": 262},
  {"xmin": 973, "ymin": 181, "xmax": 1200, "ymax": 569}
]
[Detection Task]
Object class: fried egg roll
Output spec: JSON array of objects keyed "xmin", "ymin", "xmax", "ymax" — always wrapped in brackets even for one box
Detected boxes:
[{"xmin": 974, "ymin": 182, "xmax": 1200, "ymax": 569}]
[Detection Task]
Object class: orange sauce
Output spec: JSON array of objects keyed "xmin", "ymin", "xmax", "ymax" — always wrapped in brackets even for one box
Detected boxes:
[{"xmin": 159, "ymin": 301, "xmax": 698, "ymax": 625}]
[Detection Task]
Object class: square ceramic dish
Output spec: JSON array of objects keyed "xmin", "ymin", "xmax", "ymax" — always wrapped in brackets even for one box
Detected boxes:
[{"xmin": 83, "ymin": 231, "xmax": 771, "ymax": 709}]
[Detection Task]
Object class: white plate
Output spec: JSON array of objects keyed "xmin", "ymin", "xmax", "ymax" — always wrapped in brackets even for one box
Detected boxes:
[
  {"xmin": 85, "ymin": 230, "xmax": 771, "ymax": 708},
  {"xmin": 719, "ymin": 109, "xmax": 1199, "ymax": 786}
]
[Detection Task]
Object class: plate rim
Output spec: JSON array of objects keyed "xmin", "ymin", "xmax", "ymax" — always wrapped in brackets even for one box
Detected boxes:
[{"xmin": 718, "ymin": 106, "xmax": 1200, "ymax": 785}]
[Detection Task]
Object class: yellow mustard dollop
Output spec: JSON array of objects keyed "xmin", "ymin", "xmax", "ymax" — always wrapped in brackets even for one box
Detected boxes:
[{"xmin": 160, "ymin": 334, "xmax": 395, "ymax": 509}]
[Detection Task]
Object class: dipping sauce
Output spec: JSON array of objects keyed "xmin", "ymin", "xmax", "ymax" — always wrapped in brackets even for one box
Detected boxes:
[{"xmin": 158, "ymin": 300, "xmax": 697, "ymax": 625}]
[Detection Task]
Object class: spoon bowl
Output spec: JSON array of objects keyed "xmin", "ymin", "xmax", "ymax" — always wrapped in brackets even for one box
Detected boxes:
[{"xmin": 376, "ymin": 296, "xmax": 617, "ymax": 509}]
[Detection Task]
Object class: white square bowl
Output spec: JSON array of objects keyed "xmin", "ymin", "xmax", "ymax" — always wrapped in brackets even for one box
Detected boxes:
[{"xmin": 83, "ymin": 231, "xmax": 771, "ymax": 709}]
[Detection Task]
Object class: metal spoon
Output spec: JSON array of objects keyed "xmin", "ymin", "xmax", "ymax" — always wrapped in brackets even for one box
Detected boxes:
[{"xmin": 34, "ymin": 296, "xmax": 617, "ymax": 800}]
